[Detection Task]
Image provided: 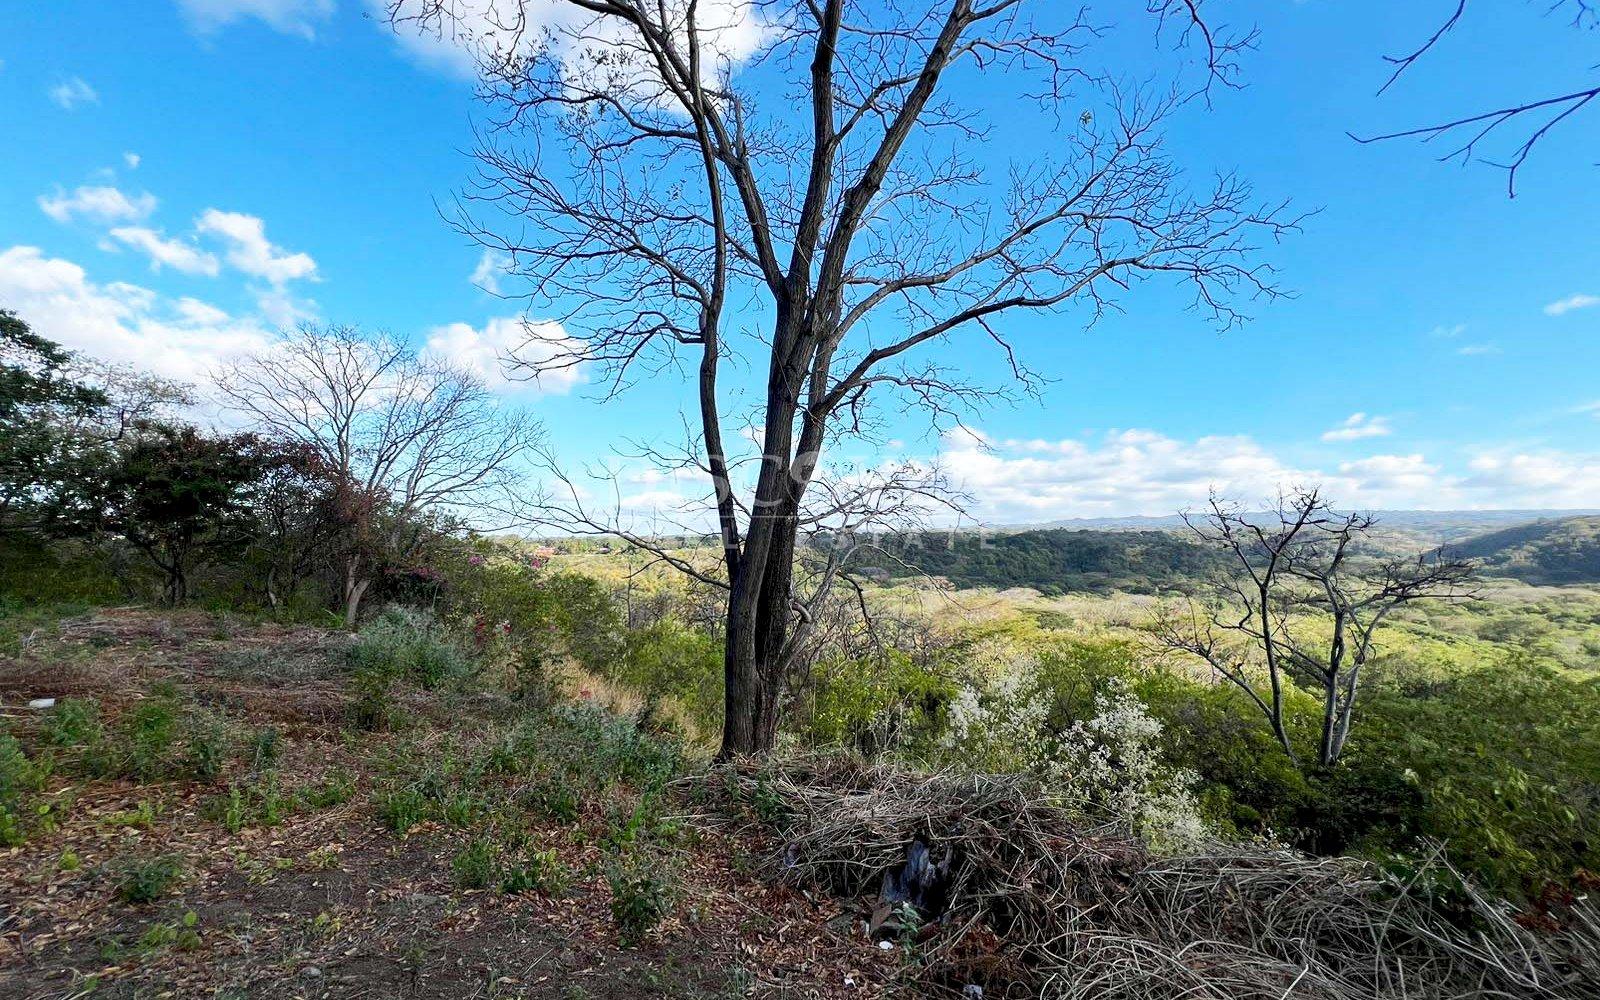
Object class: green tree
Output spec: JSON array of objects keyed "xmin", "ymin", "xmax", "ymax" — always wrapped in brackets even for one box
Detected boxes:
[{"xmin": 100, "ymin": 425, "xmax": 266, "ymax": 604}]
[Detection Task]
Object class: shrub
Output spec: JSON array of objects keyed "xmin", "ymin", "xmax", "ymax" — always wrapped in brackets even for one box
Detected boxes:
[
  {"xmin": 501, "ymin": 847, "xmax": 569, "ymax": 896},
  {"xmin": 451, "ymin": 836, "xmax": 499, "ymax": 889},
  {"xmin": 112, "ymin": 855, "xmax": 183, "ymax": 904},
  {"xmin": 183, "ymin": 717, "xmax": 230, "ymax": 782},
  {"xmin": 376, "ymin": 787, "xmax": 427, "ymax": 835},
  {"xmin": 43, "ymin": 698, "xmax": 102, "ymax": 747},
  {"xmin": 607, "ymin": 852, "xmax": 678, "ymax": 946},
  {"xmin": 0, "ymin": 731, "xmax": 48, "ymax": 847},
  {"xmin": 122, "ymin": 697, "xmax": 180, "ymax": 781},
  {"xmin": 349, "ymin": 607, "xmax": 473, "ymax": 690}
]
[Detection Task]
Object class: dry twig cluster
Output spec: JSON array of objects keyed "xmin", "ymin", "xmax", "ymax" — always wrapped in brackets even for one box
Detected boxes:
[{"xmin": 716, "ymin": 756, "xmax": 1599, "ymax": 999}]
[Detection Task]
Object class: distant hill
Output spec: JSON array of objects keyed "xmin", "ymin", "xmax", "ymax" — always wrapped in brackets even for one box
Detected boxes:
[
  {"xmin": 838, "ymin": 528, "xmax": 1225, "ymax": 595},
  {"xmin": 1034, "ymin": 509, "xmax": 1598, "ymax": 544},
  {"xmin": 1446, "ymin": 516, "xmax": 1600, "ymax": 585}
]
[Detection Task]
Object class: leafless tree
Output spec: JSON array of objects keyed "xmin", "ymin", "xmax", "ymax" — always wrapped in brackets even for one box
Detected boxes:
[
  {"xmin": 214, "ymin": 324, "xmax": 541, "ymax": 624},
  {"xmin": 1154, "ymin": 488, "xmax": 1478, "ymax": 769},
  {"xmin": 1353, "ymin": 1, "xmax": 1599, "ymax": 197},
  {"xmin": 388, "ymin": 0, "xmax": 1295, "ymax": 756}
]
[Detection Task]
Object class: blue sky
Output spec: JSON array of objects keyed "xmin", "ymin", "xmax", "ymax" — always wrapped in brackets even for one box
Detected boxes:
[{"xmin": 2, "ymin": 1, "xmax": 1597, "ymax": 522}]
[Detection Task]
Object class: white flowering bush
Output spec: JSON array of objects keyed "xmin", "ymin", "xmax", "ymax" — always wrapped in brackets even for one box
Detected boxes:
[
  {"xmin": 1046, "ymin": 681, "xmax": 1207, "ymax": 852},
  {"xmin": 940, "ymin": 664, "xmax": 1207, "ymax": 853},
  {"xmin": 941, "ymin": 660, "xmax": 1052, "ymax": 774}
]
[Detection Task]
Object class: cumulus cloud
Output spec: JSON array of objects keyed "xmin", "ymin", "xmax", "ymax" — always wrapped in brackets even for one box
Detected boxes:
[
  {"xmin": 379, "ymin": 0, "xmax": 770, "ymax": 91},
  {"xmin": 932, "ymin": 428, "xmax": 1599, "ymax": 522},
  {"xmin": 196, "ymin": 209, "xmax": 318, "ymax": 284},
  {"xmin": 424, "ymin": 316, "xmax": 584, "ymax": 394},
  {"xmin": 108, "ymin": 227, "xmax": 221, "ymax": 276},
  {"xmin": 123, "ymin": 152, "xmax": 142, "ymax": 170},
  {"xmin": 38, "ymin": 185, "xmax": 157, "ymax": 224},
  {"xmin": 0, "ymin": 245, "xmax": 271, "ymax": 382},
  {"xmin": 1321, "ymin": 412, "xmax": 1391, "ymax": 442},
  {"xmin": 1543, "ymin": 293, "xmax": 1599, "ymax": 316},
  {"xmin": 49, "ymin": 77, "xmax": 98, "ymax": 109},
  {"xmin": 177, "ymin": 0, "xmax": 335, "ymax": 39}
]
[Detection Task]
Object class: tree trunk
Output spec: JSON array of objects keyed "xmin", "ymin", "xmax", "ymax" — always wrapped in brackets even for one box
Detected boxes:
[
  {"xmin": 720, "ymin": 529, "xmax": 792, "ymax": 757},
  {"xmin": 343, "ymin": 558, "xmax": 370, "ymax": 629}
]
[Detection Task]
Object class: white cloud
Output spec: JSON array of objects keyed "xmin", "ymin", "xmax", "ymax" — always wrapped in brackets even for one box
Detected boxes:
[
  {"xmin": 195, "ymin": 209, "xmax": 318, "ymax": 284},
  {"xmin": 1457, "ymin": 344, "xmax": 1502, "ymax": 356},
  {"xmin": 1464, "ymin": 451, "xmax": 1600, "ymax": 509},
  {"xmin": 470, "ymin": 250, "xmax": 512, "ymax": 295},
  {"xmin": 108, "ymin": 227, "xmax": 221, "ymax": 276},
  {"xmin": 0, "ymin": 245, "xmax": 271, "ymax": 382},
  {"xmin": 1543, "ymin": 293, "xmax": 1600, "ymax": 316},
  {"xmin": 178, "ymin": 0, "xmax": 335, "ymax": 39},
  {"xmin": 1573, "ymin": 401, "xmax": 1600, "ymax": 419},
  {"xmin": 1321, "ymin": 412, "xmax": 1392, "ymax": 442},
  {"xmin": 424, "ymin": 316, "xmax": 583, "ymax": 394},
  {"xmin": 123, "ymin": 152, "xmax": 142, "ymax": 170},
  {"xmin": 1429, "ymin": 323, "xmax": 1466, "ymax": 338},
  {"xmin": 933, "ymin": 428, "xmax": 1600, "ymax": 522},
  {"xmin": 379, "ymin": 0, "xmax": 771, "ymax": 91},
  {"xmin": 49, "ymin": 77, "xmax": 99, "ymax": 109},
  {"xmin": 38, "ymin": 185, "xmax": 157, "ymax": 224}
]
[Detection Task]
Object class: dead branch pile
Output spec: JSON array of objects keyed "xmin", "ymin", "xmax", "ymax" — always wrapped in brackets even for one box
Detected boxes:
[{"xmin": 714, "ymin": 755, "xmax": 1599, "ymax": 1000}]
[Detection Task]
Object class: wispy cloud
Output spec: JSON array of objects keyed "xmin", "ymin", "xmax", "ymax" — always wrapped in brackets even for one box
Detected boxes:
[
  {"xmin": 1457, "ymin": 344, "xmax": 1502, "ymax": 356},
  {"xmin": 38, "ymin": 185, "xmax": 156, "ymax": 224},
  {"xmin": 108, "ymin": 227, "xmax": 220, "ymax": 276},
  {"xmin": 1321, "ymin": 412, "xmax": 1392, "ymax": 442},
  {"xmin": 1544, "ymin": 293, "xmax": 1600, "ymax": 316},
  {"xmin": 1429, "ymin": 323, "xmax": 1466, "ymax": 338},
  {"xmin": 49, "ymin": 77, "xmax": 98, "ymax": 110},
  {"xmin": 178, "ymin": 0, "xmax": 335, "ymax": 40}
]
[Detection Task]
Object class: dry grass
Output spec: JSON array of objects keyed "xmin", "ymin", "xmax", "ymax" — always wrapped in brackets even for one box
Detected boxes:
[{"xmin": 715, "ymin": 755, "xmax": 1600, "ymax": 1000}]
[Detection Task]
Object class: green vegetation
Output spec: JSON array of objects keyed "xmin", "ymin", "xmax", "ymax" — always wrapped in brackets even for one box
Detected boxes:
[
  {"xmin": 1446, "ymin": 515, "xmax": 1600, "ymax": 585},
  {"xmin": 838, "ymin": 528, "xmax": 1224, "ymax": 594}
]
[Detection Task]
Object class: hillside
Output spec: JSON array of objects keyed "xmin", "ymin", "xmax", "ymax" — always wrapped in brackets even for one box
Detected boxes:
[
  {"xmin": 840, "ymin": 528, "xmax": 1225, "ymax": 594},
  {"xmin": 1448, "ymin": 516, "xmax": 1600, "ymax": 585}
]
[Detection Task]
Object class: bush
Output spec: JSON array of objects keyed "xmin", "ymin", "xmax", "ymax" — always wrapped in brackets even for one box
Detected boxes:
[
  {"xmin": 112, "ymin": 855, "xmax": 183, "ymax": 904},
  {"xmin": 0, "ymin": 731, "xmax": 49, "ymax": 847},
  {"xmin": 451, "ymin": 836, "xmax": 499, "ymax": 889},
  {"xmin": 349, "ymin": 607, "xmax": 474, "ymax": 690},
  {"xmin": 501, "ymin": 847, "xmax": 569, "ymax": 896},
  {"xmin": 375, "ymin": 787, "xmax": 427, "ymax": 835},
  {"xmin": 43, "ymin": 698, "xmax": 102, "ymax": 747},
  {"xmin": 607, "ymin": 852, "xmax": 678, "ymax": 946}
]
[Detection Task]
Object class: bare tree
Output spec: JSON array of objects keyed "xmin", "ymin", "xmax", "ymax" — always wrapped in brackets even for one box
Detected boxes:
[
  {"xmin": 1154, "ymin": 489, "xmax": 1477, "ymax": 769},
  {"xmin": 214, "ymin": 324, "xmax": 540, "ymax": 625},
  {"xmin": 389, "ymin": 0, "xmax": 1294, "ymax": 756},
  {"xmin": 1353, "ymin": 1, "xmax": 1599, "ymax": 197}
]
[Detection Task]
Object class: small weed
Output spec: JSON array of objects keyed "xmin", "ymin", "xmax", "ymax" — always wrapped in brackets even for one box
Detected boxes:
[
  {"xmin": 43, "ymin": 699, "xmax": 102, "ymax": 747},
  {"xmin": 112, "ymin": 855, "xmax": 183, "ymax": 905},
  {"xmin": 606, "ymin": 852, "xmax": 678, "ymax": 947},
  {"xmin": 304, "ymin": 846, "xmax": 341, "ymax": 871},
  {"xmin": 451, "ymin": 836, "xmax": 499, "ymax": 889},
  {"xmin": 107, "ymin": 800, "xmax": 161, "ymax": 830},
  {"xmin": 123, "ymin": 697, "xmax": 180, "ymax": 781},
  {"xmin": 183, "ymin": 718, "xmax": 229, "ymax": 782},
  {"xmin": 59, "ymin": 849, "xmax": 82, "ymax": 872},
  {"xmin": 376, "ymin": 787, "xmax": 427, "ymax": 835},
  {"xmin": 500, "ymin": 847, "xmax": 569, "ymax": 896},
  {"xmin": 300, "ymin": 768, "xmax": 356, "ymax": 809},
  {"xmin": 440, "ymin": 791, "xmax": 483, "ymax": 828},
  {"xmin": 248, "ymin": 726, "xmax": 282, "ymax": 772}
]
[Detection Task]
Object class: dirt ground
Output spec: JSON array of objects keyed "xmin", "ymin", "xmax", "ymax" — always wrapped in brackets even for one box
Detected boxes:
[{"xmin": 0, "ymin": 610, "xmax": 901, "ymax": 1000}]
